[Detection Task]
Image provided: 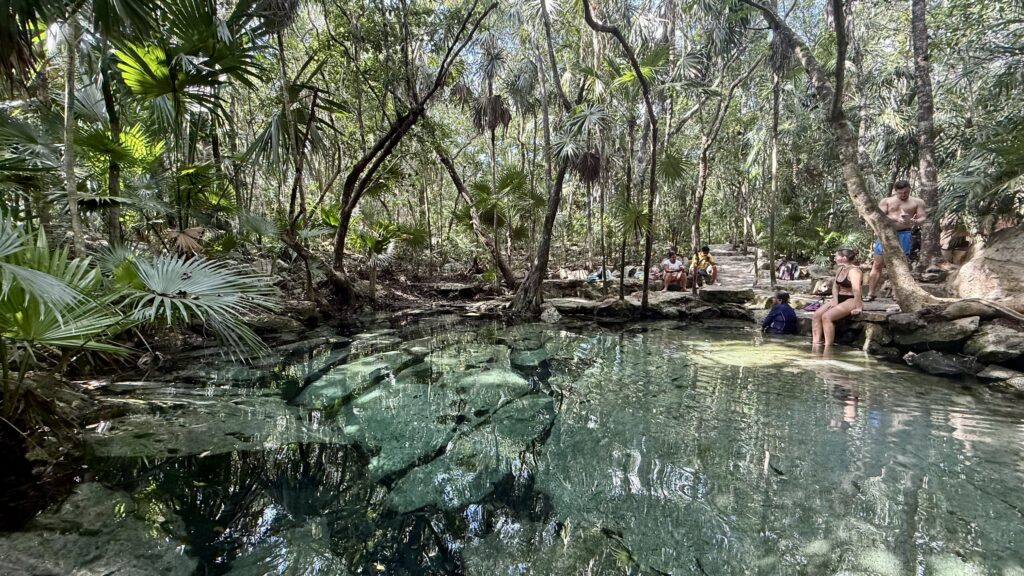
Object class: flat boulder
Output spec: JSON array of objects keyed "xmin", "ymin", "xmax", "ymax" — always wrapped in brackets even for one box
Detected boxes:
[
  {"xmin": 893, "ymin": 316, "xmax": 980, "ymax": 349},
  {"xmin": 546, "ymin": 297, "xmax": 602, "ymax": 315},
  {"xmin": 640, "ymin": 291, "xmax": 695, "ymax": 318},
  {"xmin": 247, "ymin": 312, "xmax": 304, "ymax": 336},
  {"xmin": 962, "ymin": 322, "xmax": 1024, "ymax": 364},
  {"xmin": 903, "ymin": 350, "xmax": 981, "ymax": 376},
  {"xmin": 697, "ymin": 286, "xmax": 755, "ymax": 304},
  {"xmin": 976, "ymin": 365, "xmax": 1023, "ymax": 381}
]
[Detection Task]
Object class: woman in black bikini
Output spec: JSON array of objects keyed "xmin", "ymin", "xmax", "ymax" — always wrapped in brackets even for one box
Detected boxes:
[{"xmin": 812, "ymin": 248, "xmax": 864, "ymax": 347}]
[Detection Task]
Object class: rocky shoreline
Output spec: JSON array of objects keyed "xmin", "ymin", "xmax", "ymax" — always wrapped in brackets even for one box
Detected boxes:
[{"xmin": 538, "ymin": 285, "xmax": 1024, "ymax": 393}]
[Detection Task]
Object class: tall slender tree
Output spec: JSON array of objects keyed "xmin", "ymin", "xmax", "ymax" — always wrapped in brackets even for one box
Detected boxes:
[{"xmin": 911, "ymin": 0, "xmax": 941, "ymax": 266}]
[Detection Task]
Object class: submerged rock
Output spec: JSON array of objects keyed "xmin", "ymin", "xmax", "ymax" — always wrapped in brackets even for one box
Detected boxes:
[
  {"xmin": 0, "ymin": 483, "xmax": 195, "ymax": 575},
  {"xmin": 387, "ymin": 395, "xmax": 555, "ymax": 513},
  {"xmin": 226, "ymin": 518, "xmax": 348, "ymax": 576},
  {"xmin": 293, "ymin": 350, "xmax": 415, "ymax": 408},
  {"xmin": 540, "ymin": 306, "xmax": 562, "ymax": 323},
  {"xmin": 464, "ymin": 520, "xmax": 621, "ymax": 575},
  {"xmin": 902, "ymin": 350, "xmax": 981, "ymax": 376},
  {"xmin": 88, "ymin": 392, "xmax": 340, "ymax": 458}
]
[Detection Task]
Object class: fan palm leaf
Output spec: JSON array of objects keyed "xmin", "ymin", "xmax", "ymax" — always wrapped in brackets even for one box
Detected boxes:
[{"xmin": 125, "ymin": 255, "xmax": 278, "ymax": 357}]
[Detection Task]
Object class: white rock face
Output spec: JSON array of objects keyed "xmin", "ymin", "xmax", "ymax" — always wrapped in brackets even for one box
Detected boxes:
[{"xmin": 951, "ymin": 226, "xmax": 1024, "ymax": 312}]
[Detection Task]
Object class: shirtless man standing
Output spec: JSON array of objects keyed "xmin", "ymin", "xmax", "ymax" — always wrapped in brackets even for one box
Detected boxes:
[{"xmin": 866, "ymin": 180, "xmax": 927, "ymax": 301}]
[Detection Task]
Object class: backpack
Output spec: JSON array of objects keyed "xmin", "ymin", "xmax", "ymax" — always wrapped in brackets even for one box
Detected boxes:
[{"xmin": 778, "ymin": 261, "xmax": 799, "ymax": 281}]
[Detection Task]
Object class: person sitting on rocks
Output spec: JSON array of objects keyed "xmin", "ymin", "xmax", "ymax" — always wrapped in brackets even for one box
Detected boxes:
[
  {"xmin": 762, "ymin": 290, "xmax": 799, "ymax": 335},
  {"xmin": 812, "ymin": 248, "xmax": 863, "ymax": 347},
  {"xmin": 660, "ymin": 249, "xmax": 688, "ymax": 291},
  {"xmin": 690, "ymin": 245, "xmax": 719, "ymax": 286}
]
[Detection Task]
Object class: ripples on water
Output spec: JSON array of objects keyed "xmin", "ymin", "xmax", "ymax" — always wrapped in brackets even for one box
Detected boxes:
[{"xmin": 31, "ymin": 318, "xmax": 1024, "ymax": 574}]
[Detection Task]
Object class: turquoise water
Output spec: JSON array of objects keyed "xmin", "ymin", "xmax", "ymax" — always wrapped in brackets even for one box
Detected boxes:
[{"xmin": 4, "ymin": 318, "xmax": 1023, "ymax": 575}]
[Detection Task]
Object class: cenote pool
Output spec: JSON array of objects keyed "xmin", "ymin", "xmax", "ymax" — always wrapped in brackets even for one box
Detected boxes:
[{"xmin": 3, "ymin": 316, "xmax": 1023, "ymax": 575}]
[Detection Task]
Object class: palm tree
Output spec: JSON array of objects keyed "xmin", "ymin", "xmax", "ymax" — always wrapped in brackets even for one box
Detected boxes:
[{"xmin": 472, "ymin": 32, "xmax": 512, "ymax": 288}]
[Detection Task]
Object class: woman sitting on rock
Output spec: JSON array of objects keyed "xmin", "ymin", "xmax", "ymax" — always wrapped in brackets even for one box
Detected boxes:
[{"xmin": 812, "ymin": 248, "xmax": 863, "ymax": 347}]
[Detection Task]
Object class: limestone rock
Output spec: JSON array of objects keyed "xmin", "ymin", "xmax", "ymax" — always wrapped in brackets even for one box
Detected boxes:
[
  {"xmin": 719, "ymin": 303, "xmax": 754, "ymax": 321},
  {"xmin": 643, "ymin": 291, "xmax": 696, "ymax": 318},
  {"xmin": 951, "ymin": 225, "xmax": 1024, "ymax": 312},
  {"xmin": 540, "ymin": 305, "xmax": 562, "ymax": 323},
  {"xmin": 679, "ymin": 300, "xmax": 721, "ymax": 320},
  {"xmin": 0, "ymin": 483, "xmax": 196, "ymax": 575},
  {"xmin": 280, "ymin": 299, "xmax": 320, "ymax": 325},
  {"xmin": 697, "ymin": 286, "xmax": 755, "ymax": 305},
  {"xmin": 902, "ymin": 350, "xmax": 981, "ymax": 376},
  {"xmin": 962, "ymin": 322, "xmax": 1024, "ymax": 364},
  {"xmin": 893, "ymin": 316, "xmax": 980, "ymax": 349},
  {"xmin": 887, "ymin": 312, "xmax": 926, "ymax": 332},
  {"xmin": 247, "ymin": 312, "xmax": 305, "ymax": 336},
  {"xmin": 545, "ymin": 298, "xmax": 598, "ymax": 316},
  {"xmin": 999, "ymin": 377, "xmax": 1024, "ymax": 392},
  {"xmin": 857, "ymin": 323, "xmax": 893, "ymax": 349},
  {"xmin": 293, "ymin": 350, "xmax": 415, "ymax": 408},
  {"xmin": 976, "ymin": 365, "xmax": 1023, "ymax": 381}
]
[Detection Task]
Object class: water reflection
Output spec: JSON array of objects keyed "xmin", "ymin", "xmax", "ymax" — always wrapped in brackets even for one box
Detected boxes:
[{"xmin": 31, "ymin": 321, "xmax": 1022, "ymax": 575}]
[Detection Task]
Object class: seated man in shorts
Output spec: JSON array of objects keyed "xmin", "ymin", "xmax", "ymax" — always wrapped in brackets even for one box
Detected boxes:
[
  {"xmin": 660, "ymin": 249, "xmax": 688, "ymax": 291},
  {"xmin": 866, "ymin": 180, "xmax": 927, "ymax": 301},
  {"xmin": 690, "ymin": 245, "xmax": 718, "ymax": 286}
]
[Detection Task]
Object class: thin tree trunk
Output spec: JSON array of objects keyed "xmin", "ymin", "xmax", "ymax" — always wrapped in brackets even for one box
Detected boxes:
[
  {"xmin": 583, "ymin": 0, "xmax": 658, "ymax": 312},
  {"xmin": 619, "ymin": 122, "xmax": 635, "ymax": 301},
  {"xmin": 911, "ymin": 0, "xmax": 941, "ymax": 267},
  {"xmin": 769, "ymin": 73, "xmax": 780, "ymax": 287},
  {"xmin": 100, "ymin": 48, "xmax": 121, "ymax": 247},
  {"xmin": 510, "ymin": 163, "xmax": 569, "ymax": 315},
  {"xmin": 691, "ymin": 144, "xmax": 709, "ymax": 294},
  {"xmin": 63, "ymin": 20, "xmax": 84, "ymax": 256},
  {"xmin": 510, "ymin": 23, "xmax": 569, "ymax": 317}
]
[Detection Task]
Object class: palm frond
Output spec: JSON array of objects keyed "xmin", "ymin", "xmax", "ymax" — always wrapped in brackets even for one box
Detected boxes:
[{"xmin": 126, "ymin": 255, "xmax": 278, "ymax": 358}]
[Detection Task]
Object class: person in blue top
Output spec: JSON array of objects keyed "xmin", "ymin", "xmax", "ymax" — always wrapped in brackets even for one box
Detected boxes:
[{"xmin": 761, "ymin": 290, "xmax": 799, "ymax": 335}]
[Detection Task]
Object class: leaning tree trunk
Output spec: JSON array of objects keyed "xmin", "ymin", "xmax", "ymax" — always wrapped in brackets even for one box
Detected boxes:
[
  {"xmin": 510, "ymin": 10, "xmax": 573, "ymax": 318},
  {"xmin": 510, "ymin": 163, "xmax": 569, "ymax": 315},
  {"xmin": 436, "ymin": 147, "xmax": 517, "ymax": 289},
  {"xmin": 911, "ymin": 0, "xmax": 941, "ymax": 267},
  {"xmin": 740, "ymin": 0, "xmax": 937, "ymax": 311},
  {"xmin": 63, "ymin": 19, "xmax": 85, "ymax": 256},
  {"xmin": 330, "ymin": 0, "xmax": 497, "ymax": 303}
]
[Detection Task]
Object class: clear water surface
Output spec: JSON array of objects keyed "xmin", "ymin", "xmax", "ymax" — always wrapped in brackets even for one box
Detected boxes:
[{"xmin": 8, "ymin": 316, "xmax": 1024, "ymax": 575}]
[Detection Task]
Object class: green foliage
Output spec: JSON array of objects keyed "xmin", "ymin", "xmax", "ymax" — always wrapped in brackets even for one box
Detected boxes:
[{"xmin": 124, "ymin": 255, "xmax": 278, "ymax": 358}]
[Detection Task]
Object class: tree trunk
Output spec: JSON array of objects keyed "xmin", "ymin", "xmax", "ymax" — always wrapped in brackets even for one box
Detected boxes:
[
  {"xmin": 63, "ymin": 20, "xmax": 85, "ymax": 256},
  {"xmin": 911, "ymin": 0, "xmax": 941, "ymax": 267},
  {"xmin": 510, "ymin": 162, "xmax": 568, "ymax": 316},
  {"xmin": 100, "ymin": 49, "xmax": 121, "ymax": 247},
  {"xmin": 436, "ymin": 147, "xmax": 517, "ymax": 289},
  {"xmin": 769, "ymin": 73, "xmax": 779, "ymax": 286},
  {"xmin": 740, "ymin": 0, "xmax": 937, "ymax": 311}
]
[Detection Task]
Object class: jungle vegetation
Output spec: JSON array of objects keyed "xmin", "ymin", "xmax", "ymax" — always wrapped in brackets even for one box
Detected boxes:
[{"xmin": 1, "ymin": 0, "xmax": 1022, "ymax": 432}]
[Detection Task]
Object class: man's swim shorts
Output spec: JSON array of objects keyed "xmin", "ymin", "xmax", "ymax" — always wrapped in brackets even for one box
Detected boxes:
[{"xmin": 872, "ymin": 229, "xmax": 913, "ymax": 256}]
